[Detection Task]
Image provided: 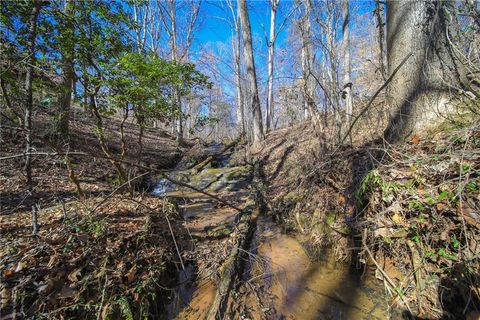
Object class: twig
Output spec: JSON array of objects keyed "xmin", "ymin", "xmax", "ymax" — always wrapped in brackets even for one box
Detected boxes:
[
  {"xmin": 90, "ymin": 171, "xmax": 151, "ymax": 214},
  {"xmin": 96, "ymin": 271, "xmax": 109, "ymax": 320},
  {"xmin": 0, "ymin": 152, "xmax": 88, "ymax": 161},
  {"xmin": 362, "ymin": 229, "xmax": 412, "ymax": 313},
  {"xmin": 32, "ymin": 204, "xmax": 39, "ymax": 235},
  {"xmin": 163, "ymin": 199, "xmax": 185, "ymax": 270}
]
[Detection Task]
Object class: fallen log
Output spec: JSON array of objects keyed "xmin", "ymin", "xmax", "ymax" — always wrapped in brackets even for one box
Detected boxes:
[
  {"xmin": 190, "ymin": 140, "xmax": 239, "ymax": 173},
  {"xmin": 206, "ymin": 208, "xmax": 259, "ymax": 320}
]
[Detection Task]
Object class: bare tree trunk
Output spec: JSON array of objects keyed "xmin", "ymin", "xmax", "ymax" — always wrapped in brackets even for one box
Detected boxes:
[
  {"xmin": 324, "ymin": 4, "xmax": 341, "ymax": 141},
  {"xmin": 299, "ymin": 0, "xmax": 319, "ymax": 126},
  {"xmin": 374, "ymin": 0, "xmax": 387, "ymax": 80},
  {"xmin": 301, "ymin": 40, "xmax": 310, "ymax": 120},
  {"xmin": 133, "ymin": 0, "xmax": 149, "ymax": 54},
  {"xmin": 265, "ymin": 0, "xmax": 279, "ymax": 132},
  {"xmin": 342, "ymin": 0, "xmax": 353, "ymax": 128},
  {"xmin": 226, "ymin": 0, "xmax": 245, "ymax": 137},
  {"xmin": 232, "ymin": 33, "xmax": 245, "ymax": 136},
  {"xmin": 385, "ymin": 0, "xmax": 463, "ymax": 140},
  {"xmin": 57, "ymin": 0, "xmax": 75, "ymax": 139},
  {"xmin": 24, "ymin": 1, "xmax": 42, "ymax": 191},
  {"xmin": 168, "ymin": 0, "xmax": 184, "ymax": 143},
  {"xmin": 238, "ymin": 0, "xmax": 264, "ymax": 145}
]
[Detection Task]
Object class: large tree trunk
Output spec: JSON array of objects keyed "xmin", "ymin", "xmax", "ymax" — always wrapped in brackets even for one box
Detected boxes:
[
  {"xmin": 341, "ymin": 0, "xmax": 353, "ymax": 127},
  {"xmin": 385, "ymin": 0, "xmax": 464, "ymax": 140},
  {"xmin": 238, "ymin": 0, "xmax": 264, "ymax": 145},
  {"xmin": 265, "ymin": 0, "xmax": 278, "ymax": 132},
  {"xmin": 227, "ymin": 0, "xmax": 245, "ymax": 136},
  {"xmin": 57, "ymin": 0, "xmax": 75, "ymax": 139},
  {"xmin": 24, "ymin": 1, "xmax": 42, "ymax": 191}
]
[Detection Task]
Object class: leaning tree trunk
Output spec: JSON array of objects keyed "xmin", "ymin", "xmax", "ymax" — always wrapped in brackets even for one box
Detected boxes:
[
  {"xmin": 24, "ymin": 1, "xmax": 42, "ymax": 191},
  {"xmin": 238, "ymin": 0, "xmax": 264, "ymax": 146},
  {"xmin": 385, "ymin": 0, "xmax": 465, "ymax": 141}
]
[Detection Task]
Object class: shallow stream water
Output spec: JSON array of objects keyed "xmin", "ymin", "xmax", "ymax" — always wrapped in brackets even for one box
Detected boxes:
[{"xmin": 153, "ymin": 144, "xmax": 392, "ymax": 319}]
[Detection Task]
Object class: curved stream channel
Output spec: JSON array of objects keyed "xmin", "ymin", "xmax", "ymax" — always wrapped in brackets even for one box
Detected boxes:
[{"xmin": 152, "ymin": 144, "xmax": 391, "ymax": 319}]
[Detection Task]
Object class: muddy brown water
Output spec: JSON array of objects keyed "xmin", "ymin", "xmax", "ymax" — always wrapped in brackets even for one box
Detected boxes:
[
  {"xmin": 245, "ymin": 216, "xmax": 392, "ymax": 320},
  {"xmin": 174, "ymin": 215, "xmax": 391, "ymax": 320},
  {"xmin": 154, "ymin": 147, "xmax": 392, "ymax": 319}
]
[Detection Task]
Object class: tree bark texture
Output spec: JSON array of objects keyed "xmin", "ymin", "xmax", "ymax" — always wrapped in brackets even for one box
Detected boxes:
[
  {"xmin": 385, "ymin": 0, "xmax": 465, "ymax": 140},
  {"xmin": 238, "ymin": 0, "xmax": 264, "ymax": 145},
  {"xmin": 265, "ymin": 0, "xmax": 278, "ymax": 132},
  {"xmin": 24, "ymin": 1, "xmax": 42, "ymax": 191}
]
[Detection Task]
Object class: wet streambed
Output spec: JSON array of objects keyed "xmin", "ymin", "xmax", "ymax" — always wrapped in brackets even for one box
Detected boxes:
[{"xmin": 152, "ymin": 144, "xmax": 392, "ymax": 319}]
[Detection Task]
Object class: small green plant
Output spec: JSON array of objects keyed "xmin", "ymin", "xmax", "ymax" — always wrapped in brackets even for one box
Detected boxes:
[
  {"xmin": 325, "ymin": 212, "xmax": 336, "ymax": 226},
  {"xmin": 424, "ymin": 250, "xmax": 437, "ymax": 258},
  {"xmin": 382, "ymin": 236, "xmax": 393, "ymax": 244},
  {"xmin": 450, "ymin": 235, "xmax": 460, "ymax": 250},
  {"xmin": 438, "ymin": 190, "xmax": 453, "ymax": 202},
  {"xmin": 417, "ymin": 213, "xmax": 427, "ymax": 224},
  {"xmin": 63, "ymin": 235, "xmax": 75, "ymax": 253},
  {"xmin": 408, "ymin": 225, "xmax": 421, "ymax": 243},
  {"xmin": 356, "ymin": 170, "xmax": 381, "ymax": 202},
  {"xmin": 466, "ymin": 180, "xmax": 478, "ymax": 192},
  {"xmin": 438, "ymin": 248, "xmax": 457, "ymax": 261},
  {"xmin": 408, "ymin": 200, "xmax": 425, "ymax": 211},
  {"xmin": 425, "ymin": 194, "xmax": 436, "ymax": 206},
  {"xmin": 65, "ymin": 215, "xmax": 106, "ymax": 237},
  {"xmin": 117, "ymin": 296, "xmax": 134, "ymax": 320}
]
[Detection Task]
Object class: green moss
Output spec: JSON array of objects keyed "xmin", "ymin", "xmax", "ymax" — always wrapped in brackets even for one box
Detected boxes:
[
  {"xmin": 325, "ymin": 212, "xmax": 336, "ymax": 226},
  {"xmin": 284, "ymin": 191, "xmax": 303, "ymax": 203}
]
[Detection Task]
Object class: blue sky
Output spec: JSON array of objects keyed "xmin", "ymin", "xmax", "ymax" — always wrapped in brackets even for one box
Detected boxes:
[
  {"xmin": 190, "ymin": 0, "xmax": 378, "ymax": 93},
  {"xmin": 174, "ymin": 0, "xmax": 382, "ymax": 119},
  {"xmin": 195, "ymin": 0, "xmax": 377, "ymax": 49}
]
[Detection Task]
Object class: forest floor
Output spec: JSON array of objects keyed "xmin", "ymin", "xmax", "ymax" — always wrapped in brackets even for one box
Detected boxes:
[
  {"xmin": 1, "ymin": 105, "xmax": 479, "ymax": 319},
  {"xmin": 0, "ymin": 106, "xmax": 216, "ymax": 318}
]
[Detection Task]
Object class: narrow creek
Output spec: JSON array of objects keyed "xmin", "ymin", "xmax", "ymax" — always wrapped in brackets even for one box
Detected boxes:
[{"xmin": 152, "ymin": 144, "xmax": 392, "ymax": 319}]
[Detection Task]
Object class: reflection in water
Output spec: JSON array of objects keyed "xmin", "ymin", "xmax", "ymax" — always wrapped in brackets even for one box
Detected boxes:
[
  {"xmin": 173, "ymin": 215, "xmax": 392, "ymax": 320},
  {"xmin": 251, "ymin": 216, "xmax": 391, "ymax": 320}
]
